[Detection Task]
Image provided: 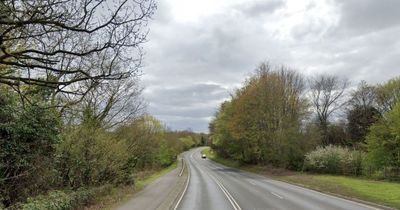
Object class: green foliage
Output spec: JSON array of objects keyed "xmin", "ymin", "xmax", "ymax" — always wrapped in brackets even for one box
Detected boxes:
[
  {"xmin": 303, "ymin": 145, "xmax": 365, "ymax": 175},
  {"xmin": 56, "ymin": 125, "xmax": 130, "ymax": 187},
  {"xmin": 15, "ymin": 185, "xmax": 114, "ymax": 210},
  {"xmin": 376, "ymin": 76, "xmax": 400, "ymax": 113},
  {"xmin": 18, "ymin": 189, "xmax": 92, "ymax": 210},
  {"xmin": 179, "ymin": 136, "xmax": 195, "ymax": 150},
  {"xmin": 0, "ymin": 86, "xmax": 60, "ymax": 206},
  {"xmin": 210, "ymin": 64, "xmax": 314, "ymax": 168},
  {"xmin": 279, "ymin": 174, "xmax": 400, "ymax": 209},
  {"xmin": 366, "ymin": 103, "xmax": 400, "ymax": 168}
]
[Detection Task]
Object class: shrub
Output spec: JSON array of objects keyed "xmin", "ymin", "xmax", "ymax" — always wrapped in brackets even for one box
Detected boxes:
[
  {"xmin": 303, "ymin": 145, "xmax": 365, "ymax": 175},
  {"xmin": 16, "ymin": 189, "xmax": 93, "ymax": 210},
  {"xmin": 56, "ymin": 125, "xmax": 130, "ymax": 188},
  {"xmin": 0, "ymin": 86, "xmax": 61, "ymax": 206}
]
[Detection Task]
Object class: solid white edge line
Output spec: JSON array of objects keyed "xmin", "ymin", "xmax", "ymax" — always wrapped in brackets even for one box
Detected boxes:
[
  {"xmin": 173, "ymin": 158, "xmax": 190, "ymax": 210},
  {"xmin": 178, "ymin": 158, "xmax": 185, "ymax": 177}
]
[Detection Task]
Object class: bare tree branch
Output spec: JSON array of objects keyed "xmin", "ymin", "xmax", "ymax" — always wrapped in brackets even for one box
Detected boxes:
[{"xmin": 0, "ymin": 0, "xmax": 156, "ymax": 97}]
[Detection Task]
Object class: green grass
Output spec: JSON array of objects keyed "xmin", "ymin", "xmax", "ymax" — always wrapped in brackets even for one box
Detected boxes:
[
  {"xmin": 85, "ymin": 163, "xmax": 177, "ymax": 210},
  {"xmin": 202, "ymin": 147, "xmax": 400, "ymax": 209},
  {"xmin": 278, "ymin": 174, "xmax": 400, "ymax": 209}
]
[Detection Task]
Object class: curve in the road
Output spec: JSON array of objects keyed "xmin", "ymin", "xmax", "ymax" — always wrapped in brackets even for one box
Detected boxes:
[{"xmin": 176, "ymin": 148, "xmax": 380, "ymax": 210}]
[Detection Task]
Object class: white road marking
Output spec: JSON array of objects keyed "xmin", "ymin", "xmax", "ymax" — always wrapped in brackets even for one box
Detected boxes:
[
  {"xmin": 248, "ymin": 179, "xmax": 257, "ymax": 185},
  {"xmin": 173, "ymin": 158, "xmax": 191, "ymax": 210},
  {"xmin": 179, "ymin": 158, "xmax": 185, "ymax": 177},
  {"xmin": 194, "ymin": 149, "xmax": 242, "ymax": 210},
  {"xmin": 270, "ymin": 192, "xmax": 284, "ymax": 199},
  {"xmin": 265, "ymin": 180, "xmax": 379, "ymax": 210},
  {"xmin": 206, "ymin": 171, "xmax": 242, "ymax": 210}
]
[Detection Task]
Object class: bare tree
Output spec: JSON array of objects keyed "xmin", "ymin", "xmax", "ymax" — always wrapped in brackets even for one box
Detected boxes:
[
  {"xmin": 0, "ymin": 0, "xmax": 156, "ymax": 95},
  {"xmin": 61, "ymin": 71, "xmax": 146, "ymax": 128},
  {"xmin": 348, "ymin": 80, "xmax": 377, "ymax": 109},
  {"xmin": 309, "ymin": 75, "xmax": 349, "ymax": 145}
]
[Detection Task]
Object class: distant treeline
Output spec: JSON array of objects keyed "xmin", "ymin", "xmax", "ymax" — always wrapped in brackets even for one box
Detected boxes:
[{"xmin": 209, "ymin": 63, "xmax": 400, "ymax": 179}]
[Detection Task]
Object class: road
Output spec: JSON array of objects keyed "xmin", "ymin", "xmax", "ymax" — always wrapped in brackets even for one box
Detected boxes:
[
  {"xmin": 175, "ymin": 148, "xmax": 379, "ymax": 210},
  {"xmin": 116, "ymin": 168, "xmax": 179, "ymax": 210}
]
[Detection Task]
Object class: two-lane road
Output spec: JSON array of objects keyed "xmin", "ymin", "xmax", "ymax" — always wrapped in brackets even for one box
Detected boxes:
[{"xmin": 176, "ymin": 148, "xmax": 379, "ymax": 210}]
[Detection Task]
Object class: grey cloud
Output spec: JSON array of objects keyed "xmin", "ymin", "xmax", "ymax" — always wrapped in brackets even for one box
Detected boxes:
[
  {"xmin": 145, "ymin": 83, "xmax": 229, "ymax": 107},
  {"xmin": 149, "ymin": 104, "xmax": 217, "ymax": 119},
  {"xmin": 161, "ymin": 116, "xmax": 211, "ymax": 132},
  {"xmin": 237, "ymin": 0, "xmax": 285, "ymax": 17},
  {"xmin": 144, "ymin": 83, "xmax": 230, "ymax": 132},
  {"xmin": 142, "ymin": 0, "xmax": 400, "ymax": 132},
  {"xmin": 335, "ymin": 0, "xmax": 400, "ymax": 35}
]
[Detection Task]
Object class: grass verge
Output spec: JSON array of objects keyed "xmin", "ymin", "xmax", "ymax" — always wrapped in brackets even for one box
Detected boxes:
[
  {"xmin": 202, "ymin": 147, "xmax": 400, "ymax": 209},
  {"xmin": 84, "ymin": 162, "xmax": 177, "ymax": 210},
  {"xmin": 277, "ymin": 174, "xmax": 400, "ymax": 209}
]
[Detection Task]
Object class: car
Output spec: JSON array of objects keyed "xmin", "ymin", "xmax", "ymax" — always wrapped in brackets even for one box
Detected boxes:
[{"xmin": 201, "ymin": 154, "xmax": 206, "ymax": 159}]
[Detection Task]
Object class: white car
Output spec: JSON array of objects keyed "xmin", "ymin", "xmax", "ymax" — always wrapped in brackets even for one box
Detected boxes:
[{"xmin": 201, "ymin": 154, "xmax": 206, "ymax": 159}]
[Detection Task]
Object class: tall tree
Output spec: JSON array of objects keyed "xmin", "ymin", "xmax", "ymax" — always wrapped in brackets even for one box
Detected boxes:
[
  {"xmin": 366, "ymin": 103, "xmax": 400, "ymax": 168},
  {"xmin": 309, "ymin": 75, "xmax": 349, "ymax": 145},
  {"xmin": 375, "ymin": 77, "xmax": 400, "ymax": 113},
  {"xmin": 211, "ymin": 63, "xmax": 310, "ymax": 168},
  {"xmin": 347, "ymin": 81, "xmax": 380, "ymax": 145},
  {"xmin": 0, "ymin": 0, "xmax": 156, "ymax": 96}
]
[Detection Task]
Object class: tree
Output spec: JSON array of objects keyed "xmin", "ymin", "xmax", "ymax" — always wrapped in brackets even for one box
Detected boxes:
[
  {"xmin": 209, "ymin": 101, "xmax": 241, "ymax": 159},
  {"xmin": 65, "ymin": 76, "xmax": 145, "ymax": 128},
  {"xmin": 347, "ymin": 81, "xmax": 380, "ymax": 145},
  {"xmin": 309, "ymin": 75, "xmax": 349, "ymax": 145},
  {"xmin": 348, "ymin": 81, "xmax": 377, "ymax": 109},
  {"xmin": 0, "ymin": 0, "xmax": 156, "ymax": 96},
  {"xmin": 211, "ymin": 63, "xmax": 310, "ymax": 168},
  {"xmin": 375, "ymin": 77, "xmax": 400, "ymax": 113},
  {"xmin": 366, "ymin": 103, "xmax": 400, "ymax": 168}
]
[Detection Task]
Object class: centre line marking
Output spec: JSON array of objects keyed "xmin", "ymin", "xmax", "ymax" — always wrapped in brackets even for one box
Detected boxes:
[
  {"xmin": 248, "ymin": 180, "xmax": 257, "ymax": 185},
  {"xmin": 207, "ymin": 171, "xmax": 242, "ymax": 210},
  {"xmin": 271, "ymin": 192, "xmax": 284, "ymax": 199}
]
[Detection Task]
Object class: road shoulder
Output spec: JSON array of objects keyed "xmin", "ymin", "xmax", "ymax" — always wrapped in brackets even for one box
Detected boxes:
[{"xmin": 114, "ymin": 157, "xmax": 189, "ymax": 210}]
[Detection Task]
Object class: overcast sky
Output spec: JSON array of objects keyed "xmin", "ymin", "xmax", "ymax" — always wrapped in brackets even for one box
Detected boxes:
[{"xmin": 141, "ymin": 0, "xmax": 400, "ymax": 132}]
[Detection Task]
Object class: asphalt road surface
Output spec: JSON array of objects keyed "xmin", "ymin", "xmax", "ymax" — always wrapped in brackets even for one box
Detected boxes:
[{"xmin": 175, "ymin": 148, "xmax": 379, "ymax": 210}]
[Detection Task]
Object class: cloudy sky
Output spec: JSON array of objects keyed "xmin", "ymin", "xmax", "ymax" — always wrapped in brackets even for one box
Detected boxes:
[{"xmin": 141, "ymin": 0, "xmax": 400, "ymax": 132}]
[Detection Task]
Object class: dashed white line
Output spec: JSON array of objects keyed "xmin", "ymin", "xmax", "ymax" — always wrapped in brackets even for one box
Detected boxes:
[
  {"xmin": 270, "ymin": 192, "xmax": 284, "ymax": 199},
  {"xmin": 248, "ymin": 180, "xmax": 257, "ymax": 186}
]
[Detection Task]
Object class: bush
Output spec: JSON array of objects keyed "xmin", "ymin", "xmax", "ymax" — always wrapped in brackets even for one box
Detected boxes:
[
  {"xmin": 303, "ymin": 145, "xmax": 365, "ymax": 175},
  {"xmin": 56, "ymin": 125, "xmax": 130, "ymax": 188},
  {"xmin": 0, "ymin": 86, "xmax": 61, "ymax": 206},
  {"xmin": 16, "ymin": 189, "xmax": 93, "ymax": 210}
]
